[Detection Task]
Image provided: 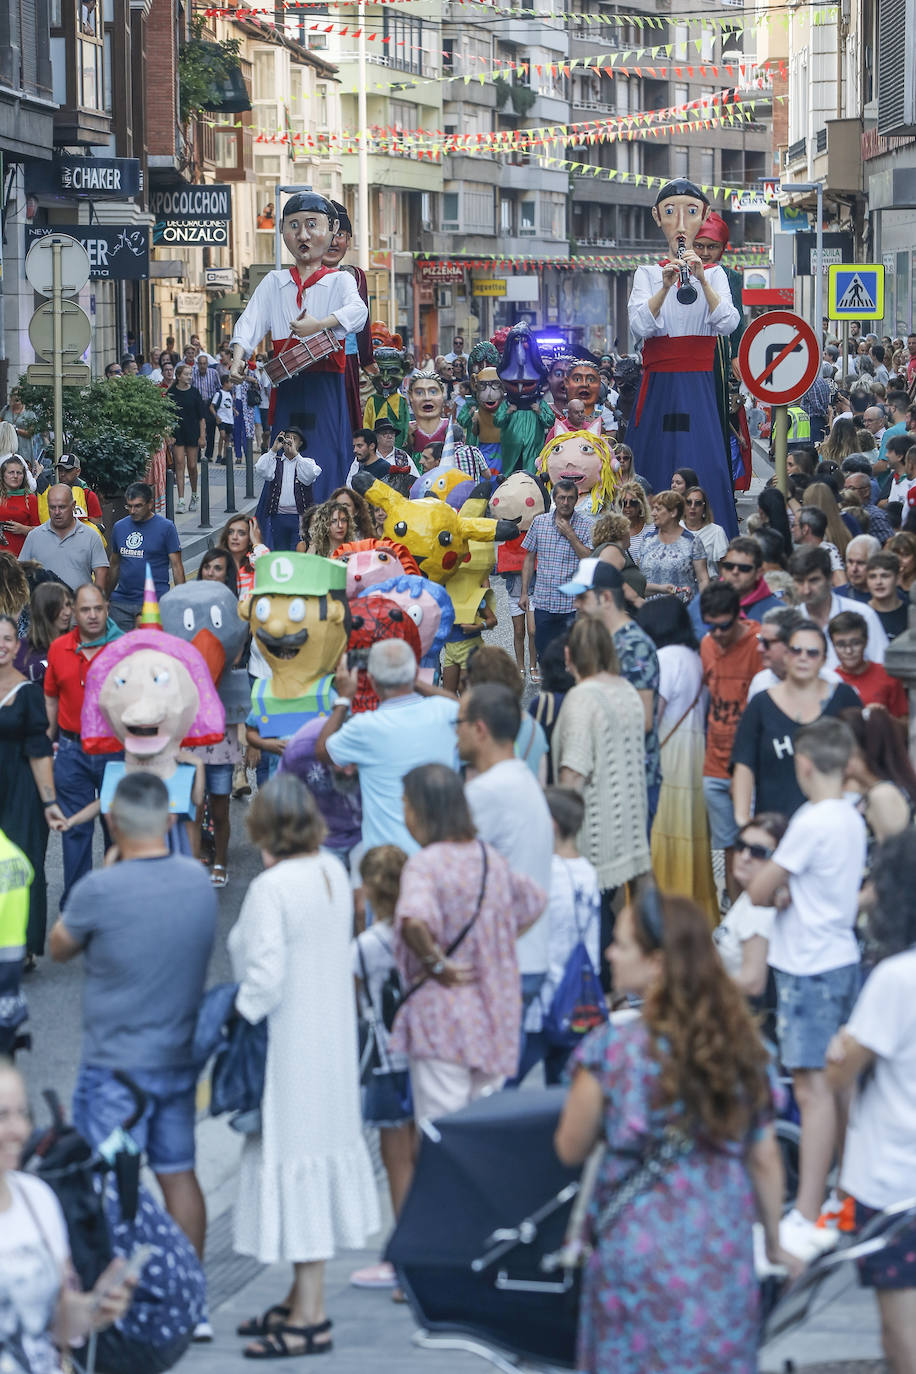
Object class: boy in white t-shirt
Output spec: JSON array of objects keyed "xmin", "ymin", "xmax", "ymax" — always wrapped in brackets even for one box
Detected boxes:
[
  {"xmin": 826, "ymin": 832, "xmax": 916, "ymax": 1374},
  {"xmin": 747, "ymin": 716, "xmax": 866, "ymax": 1263}
]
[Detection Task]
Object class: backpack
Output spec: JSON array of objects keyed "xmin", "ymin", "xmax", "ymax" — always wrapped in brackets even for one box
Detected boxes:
[{"xmin": 542, "ymin": 870, "xmax": 608, "ymax": 1048}]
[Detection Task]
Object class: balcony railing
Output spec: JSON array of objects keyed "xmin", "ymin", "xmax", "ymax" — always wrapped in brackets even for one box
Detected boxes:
[{"xmin": 785, "ymin": 136, "xmax": 807, "ymax": 164}]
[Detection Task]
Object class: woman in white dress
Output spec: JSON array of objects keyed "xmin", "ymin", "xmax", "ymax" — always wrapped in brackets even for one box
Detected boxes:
[
  {"xmin": 637, "ymin": 595, "xmax": 718, "ymax": 924},
  {"xmin": 683, "ymin": 486, "xmax": 729, "ymax": 578},
  {"xmin": 228, "ymin": 774, "xmax": 380, "ymax": 1358}
]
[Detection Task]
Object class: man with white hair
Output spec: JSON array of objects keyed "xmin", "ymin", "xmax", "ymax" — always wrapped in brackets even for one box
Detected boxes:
[
  {"xmin": 316, "ymin": 639, "xmax": 459, "ymax": 853},
  {"xmin": 836, "ymin": 533, "xmax": 882, "ymax": 602},
  {"xmin": 861, "ymin": 405, "xmax": 887, "ymax": 447}
]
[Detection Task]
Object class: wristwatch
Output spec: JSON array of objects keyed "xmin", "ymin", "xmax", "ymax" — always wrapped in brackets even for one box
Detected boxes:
[{"xmin": 428, "ymin": 959, "xmax": 446, "ymax": 977}]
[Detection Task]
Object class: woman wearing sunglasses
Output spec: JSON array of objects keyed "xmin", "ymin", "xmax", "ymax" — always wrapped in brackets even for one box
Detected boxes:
[
  {"xmin": 732, "ymin": 621, "xmax": 860, "ymax": 823},
  {"xmin": 682, "ymin": 485, "xmax": 729, "ymax": 577},
  {"xmin": 614, "ymin": 480, "xmax": 655, "ymax": 561},
  {"xmin": 714, "ymin": 813, "xmax": 788, "ymax": 997},
  {"xmin": 555, "ymin": 886, "xmax": 798, "ymax": 1374}
]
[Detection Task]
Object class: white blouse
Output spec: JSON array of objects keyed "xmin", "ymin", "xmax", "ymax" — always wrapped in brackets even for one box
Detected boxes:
[
  {"xmin": 628, "ymin": 263, "xmax": 738, "ymax": 342},
  {"xmin": 231, "ymin": 268, "xmax": 367, "ymax": 355}
]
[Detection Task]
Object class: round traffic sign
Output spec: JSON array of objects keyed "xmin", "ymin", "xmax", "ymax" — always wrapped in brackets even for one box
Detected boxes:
[
  {"xmin": 28, "ymin": 298, "xmax": 92, "ymax": 364},
  {"xmin": 25, "ymin": 233, "xmax": 91, "ymax": 297},
  {"xmin": 737, "ymin": 310, "xmax": 820, "ymax": 406}
]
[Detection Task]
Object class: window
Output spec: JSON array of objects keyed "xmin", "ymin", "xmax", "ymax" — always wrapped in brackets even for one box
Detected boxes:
[
  {"xmin": 253, "ymin": 50, "xmax": 274, "ymax": 101},
  {"xmin": 382, "ymin": 11, "xmax": 426, "ymax": 76},
  {"xmin": 443, "ymin": 37, "xmax": 454, "ymax": 72},
  {"xmin": 442, "ymin": 191, "xmax": 459, "ymax": 226},
  {"xmin": 463, "ymin": 33, "xmax": 490, "ymax": 66},
  {"xmin": 500, "ymin": 197, "xmax": 512, "ymax": 234},
  {"xmin": 464, "ymin": 185, "xmax": 494, "ymax": 232},
  {"xmin": 673, "ymin": 23, "xmax": 688, "ymax": 59},
  {"xmin": 519, "ymin": 200, "xmax": 536, "ymax": 234},
  {"xmin": 673, "ymin": 84, "xmax": 688, "ymax": 110},
  {"xmin": 699, "ymin": 150, "xmax": 714, "ymax": 182},
  {"xmin": 700, "ymin": 25, "xmax": 714, "ymax": 61},
  {"xmin": 671, "ymin": 146, "xmax": 688, "ymax": 178}
]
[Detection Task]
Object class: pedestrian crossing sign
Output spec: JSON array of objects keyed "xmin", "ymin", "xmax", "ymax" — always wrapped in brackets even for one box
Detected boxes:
[{"xmin": 827, "ymin": 263, "xmax": 885, "ymax": 320}]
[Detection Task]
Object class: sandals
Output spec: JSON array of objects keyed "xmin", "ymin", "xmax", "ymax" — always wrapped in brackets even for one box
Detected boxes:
[
  {"xmin": 244, "ymin": 1320, "xmax": 333, "ymax": 1359},
  {"xmin": 236, "ymin": 1305, "xmax": 290, "ymax": 1337},
  {"xmin": 211, "ymin": 865, "xmax": 229, "ymax": 888}
]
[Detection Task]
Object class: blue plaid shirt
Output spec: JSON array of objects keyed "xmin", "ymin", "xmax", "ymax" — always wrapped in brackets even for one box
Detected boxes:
[
  {"xmin": 191, "ymin": 364, "xmax": 221, "ymax": 403},
  {"xmin": 522, "ymin": 510, "xmax": 593, "ymax": 613}
]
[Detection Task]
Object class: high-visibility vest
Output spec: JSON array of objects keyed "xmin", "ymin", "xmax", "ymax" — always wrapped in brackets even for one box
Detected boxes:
[
  {"xmin": 787, "ymin": 406, "xmax": 811, "ymax": 442},
  {"xmin": 36, "ymin": 483, "xmax": 106, "ymax": 545}
]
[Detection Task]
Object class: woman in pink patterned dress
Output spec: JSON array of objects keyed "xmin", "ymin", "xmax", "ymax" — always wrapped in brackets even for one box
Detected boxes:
[{"xmin": 389, "ymin": 762, "xmax": 546, "ymax": 1123}]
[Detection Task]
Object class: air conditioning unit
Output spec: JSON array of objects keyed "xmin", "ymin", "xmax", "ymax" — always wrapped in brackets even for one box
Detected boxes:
[
  {"xmin": 437, "ymin": 287, "xmax": 453, "ymax": 308},
  {"xmin": 877, "ymin": 0, "xmax": 916, "ymax": 134}
]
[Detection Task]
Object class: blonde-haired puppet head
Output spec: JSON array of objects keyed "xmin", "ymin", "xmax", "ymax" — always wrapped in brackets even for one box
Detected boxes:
[{"xmin": 536, "ymin": 429, "xmax": 620, "ymax": 515}]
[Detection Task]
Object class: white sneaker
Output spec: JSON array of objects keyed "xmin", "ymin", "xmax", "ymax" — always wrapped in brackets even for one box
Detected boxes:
[
  {"xmin": 189, "ymin": 494, "xmax": 198, "ymax": 512},
  {"xmin": 192, "ymin": 1320, "xmax": 214, "ymax": 1342},
  {"xmin": 349, "ymin": 1261, "xmax": 397, "ymax": 1289},
  {"xmin": 176, "ymin": 498, "xmax": 186, "ymax": 514},
  {"xmin": 779, "ymin": 1207, "xmax": 839, "ymax": 1263}
]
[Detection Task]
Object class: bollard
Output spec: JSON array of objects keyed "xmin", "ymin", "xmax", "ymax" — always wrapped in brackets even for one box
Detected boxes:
[
  {"xmin": 245, "ymin": 435, "xmax": 255, "ymax": 500},
  {"xmin": 225, "ymin": 444, "xmax": 237, "ymax": 514},
  {"xmin": 165, "ymin": 468, "xmax": 175, "ymax": 523},
  {"xmin": 198, "ymin": 456, "xmax": 212, "ymax": 529}
]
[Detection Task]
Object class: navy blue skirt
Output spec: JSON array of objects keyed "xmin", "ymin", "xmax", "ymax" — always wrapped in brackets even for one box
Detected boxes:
[{"xmin": 270, "ymin": 369, "xmax": 351, "ymax": 504}]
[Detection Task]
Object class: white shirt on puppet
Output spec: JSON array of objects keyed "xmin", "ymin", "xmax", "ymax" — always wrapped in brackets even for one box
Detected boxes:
[
  {"xmin": 230, "ymin": 268, "xmax": 368, "ymax": 355},
  {"xmin": 628, "ymin": 262, "xmax": 739, "ymax": 342}
]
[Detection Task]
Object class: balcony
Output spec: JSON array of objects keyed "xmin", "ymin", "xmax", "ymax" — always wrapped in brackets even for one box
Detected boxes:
[
  {"xmin": 499, "ymin": 159, "xmax": 568, "ymax": 193},
  {"xmin": 784, "ymin": 135, "xmax": 807, "ymax": 168},
  {"xmin": 572, "ymin": 175, "xmax": 656, "ymax": 208},
  {"xmin": 498, "ymin": 16, "xmax": 567, "ymax": 53},
  {"xmin": 0, "ymin": 0, "xmax": 56, "ymax": 159},
  {"xmin": 340, "ymin": 151, "xmax": 443, "ymax": 194},
  {"xmin": 813, "ymin": 118, "xmax": 864, "ymax": 195}
]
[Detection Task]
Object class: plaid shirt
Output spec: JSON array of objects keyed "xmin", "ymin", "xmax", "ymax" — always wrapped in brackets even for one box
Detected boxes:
[
  {"xmin": 800, "ymin": 376, "xmax": 832, "ymax": 419},
  {"xmin": 191, "ymin": 364, "xmax": 221, "ymax": 403},
  {"xmin": 522, "ymin": 510, "xmax": 593, "ymax": 613}
]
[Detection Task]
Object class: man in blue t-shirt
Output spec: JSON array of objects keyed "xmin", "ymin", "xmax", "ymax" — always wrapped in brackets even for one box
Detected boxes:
[{"xmin": 108, "ymin": 482, "xmax": 185, "ymax": 630}]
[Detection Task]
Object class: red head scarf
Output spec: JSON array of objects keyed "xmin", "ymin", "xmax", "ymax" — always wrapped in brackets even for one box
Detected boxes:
[{"xmin": 697, "ymin": 212, "xmax": 730, "ymax": 247}]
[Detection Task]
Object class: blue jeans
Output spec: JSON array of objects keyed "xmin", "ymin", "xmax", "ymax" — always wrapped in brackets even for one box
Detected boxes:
[
  {"xmin": 533, "ymin": 609, "xmax": 576, "ymax": 662},
  {"xmin": 270, "ymin": 512, "xmax": 301, "ymax": 551},
  {"xmin": 55, "ymin": 736, "xmax": 121, "ymax": 905},
  {"xmin": 73, "ymin": 1064, "xmax": 198, "ymax": 1174}
]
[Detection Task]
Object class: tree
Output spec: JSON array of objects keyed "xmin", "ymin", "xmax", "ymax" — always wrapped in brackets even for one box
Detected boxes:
[{"xmin": 178, "ymin": 20, "xmax": 242, "ymax": 124}]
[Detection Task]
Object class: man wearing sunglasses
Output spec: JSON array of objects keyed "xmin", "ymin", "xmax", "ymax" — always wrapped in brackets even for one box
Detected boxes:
[
  {"xmin": 747, "ymin": 606, "xmax": 840, "ymax": 701},
  {"xmin": 789, "ymin": 545, "xmax": 887, "ymax": 670},
  {"xmin": 698, "ymin": 581, "xmax": 762, "ymax": 902},
  {"xmin": 687, "ymin": 536, "xmax": 781, "ymax": 639}
]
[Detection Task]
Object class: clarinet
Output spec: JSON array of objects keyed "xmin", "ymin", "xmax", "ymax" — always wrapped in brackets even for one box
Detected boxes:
[{"xmin": 675, "ymin": 235, "xmax": 698, "ymax": 306}]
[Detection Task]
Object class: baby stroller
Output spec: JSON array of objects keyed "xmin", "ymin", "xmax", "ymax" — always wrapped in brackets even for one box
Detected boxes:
[
  {"xmin": 20, "ymin": 1075, "xmax": 205, "ymax": 1374},
  {"xmin": 386, "ymin": 1087, "xmax": 911, "ymax": 1374}
]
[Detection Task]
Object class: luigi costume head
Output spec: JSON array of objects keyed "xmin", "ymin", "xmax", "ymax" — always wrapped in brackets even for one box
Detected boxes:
[{"xmin": 238, "ymin": 553, "xmax": 350, "ymax": 736}]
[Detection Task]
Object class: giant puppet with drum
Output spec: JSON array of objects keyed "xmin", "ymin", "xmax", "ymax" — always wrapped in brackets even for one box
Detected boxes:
[
  {"xmin": 229, "ymin": 193, "xmax": 368, "ymax": 504},
  {"xmin": 626, "ymin": 179, "xmax": 740, "ymax": 537}
]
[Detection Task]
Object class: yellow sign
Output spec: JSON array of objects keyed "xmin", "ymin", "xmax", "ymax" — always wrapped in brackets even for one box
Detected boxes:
[
  {"xmin": 473, "ymin": 279, "xmax": 507, "ymax": 297},
  {"xmin": 827, "ymin": 263, "xmax": 885, "ymax": 321}
]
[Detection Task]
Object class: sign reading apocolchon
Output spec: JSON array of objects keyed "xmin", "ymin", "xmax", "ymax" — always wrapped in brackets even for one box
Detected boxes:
[{"xmin": 151, "ymin": 185, "xmax": 232, "ymax": 248}]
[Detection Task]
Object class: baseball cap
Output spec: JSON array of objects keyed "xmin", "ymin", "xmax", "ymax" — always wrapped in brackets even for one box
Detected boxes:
[
  {"xmin": 559, "ymin": 558, "xmax": 623, "ymax": 598},
  {"xmin": 57, "ymin": 454, "xmax": 79, "ymax": 469}
]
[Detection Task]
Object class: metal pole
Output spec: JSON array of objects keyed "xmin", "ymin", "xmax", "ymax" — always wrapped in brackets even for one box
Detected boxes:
[
  {"xmin": 275, "ymin": 182, "xmax": 282, "ymax": 271},
  {"xmin": 52, "ymin": 242, "xmax": 63, "ymax": 462},
  {"xmin": 198, "ymin": 456, "xmax": 212, "ymax": 529},
  {"xmin": 165, "ymin": 466, "xmax": 175, "ymax": 523},
  {"xmin": 842, "ymin": 320, "xmax": 849, "ymax": 386},
  {"xmin": 357, "ymin": 0, "xmax": 370, "ymax": 273},
  {"xmin": 814, "ymin": 183, "xmax": 824, "ymax": 343},
  {"xmin": 245, "ymin": 434, "xmax": 255, "ymax": 499},
  {"xmin": 773, "ymin": 403, "xmax": 789, "ymax": 498},
  {"xmin": 225, "ymin": 440, "xmax": 237, "ymax": 514}
]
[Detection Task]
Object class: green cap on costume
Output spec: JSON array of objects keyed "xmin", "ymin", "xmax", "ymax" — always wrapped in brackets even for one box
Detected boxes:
[{"xmin": 252, "ymin": 552, "xmax": 347, "ymax": 598}]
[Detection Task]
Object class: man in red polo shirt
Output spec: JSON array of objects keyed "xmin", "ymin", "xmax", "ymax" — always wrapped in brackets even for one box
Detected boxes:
[{"xmin": 44, "ymin": 583, "xmax": 122, "ymax": 903}]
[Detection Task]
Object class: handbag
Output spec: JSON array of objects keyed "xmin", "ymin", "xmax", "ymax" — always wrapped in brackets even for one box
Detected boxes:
[
  {"xmin": 246, "ymin": 381, "xmax": 261, "ymax": 409},
  {"xmin": 355, "ymin": 936, "xmax": 412, "ymax": 1120},
  {"xmin": 210, "ymin": 1012, "xmax": 268, "ymax": 1133},
  {"xmin": 543, "ymin": 865, "xmax": 608, "ymax": 1049}
]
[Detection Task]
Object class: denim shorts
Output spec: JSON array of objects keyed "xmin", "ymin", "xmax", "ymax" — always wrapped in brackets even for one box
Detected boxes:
[
  {"xmin": 204, "ymin": 762, "xmax": 233, "ymax": 796},
  {"xmin": 773, "ymin": 964, "xmax": 861, "ymax": 1071},
  {"xmin": 702, "ymin": 775, "xmax": 739, "ymax": 849},
  {"xmin": 73, "ymin": 1064, "xmax": 198, "ymax": 1174}
]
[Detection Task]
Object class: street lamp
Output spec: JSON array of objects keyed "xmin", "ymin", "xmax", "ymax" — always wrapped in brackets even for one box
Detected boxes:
[{"xmin": 781, "ymin": 181, "xmax": 824, "ymax": 341}]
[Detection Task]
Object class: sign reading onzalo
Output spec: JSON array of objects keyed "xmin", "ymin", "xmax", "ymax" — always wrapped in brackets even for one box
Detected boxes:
[{"xmin": 151, "ymin": 184, "xmax": 232, "ymax": 247}]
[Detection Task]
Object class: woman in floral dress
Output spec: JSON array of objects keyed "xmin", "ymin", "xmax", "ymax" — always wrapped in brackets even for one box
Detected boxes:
[{"xmin": 555, "ymin": 889, "xmax": 799, "ymax": 1373}]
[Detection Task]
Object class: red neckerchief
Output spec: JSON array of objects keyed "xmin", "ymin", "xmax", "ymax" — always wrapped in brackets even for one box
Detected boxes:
[{"xmin": 289, "ymin": 264, "xmax": 337, "ymax": 310}]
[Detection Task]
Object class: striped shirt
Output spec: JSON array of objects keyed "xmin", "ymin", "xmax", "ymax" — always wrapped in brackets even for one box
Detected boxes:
[{"xmin": 191, "ymin": 364, "xmax": 221, "ymax": 403}]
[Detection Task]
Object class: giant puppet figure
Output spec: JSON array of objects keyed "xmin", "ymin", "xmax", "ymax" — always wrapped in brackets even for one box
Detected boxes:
[
  {"xmin": 229, "ymin": 193, "xmax": 368, "ymax": 504},
  {"xmin": 693, "ymin": 211, "xmax": 751, "ymax": 488},
  {"xmin": 324, "ymin": 201, "xmax": 373, "ymax": 436},
  {"xmin": 627, "ymin": 178, "xmax": 740, "ymax": 537}
]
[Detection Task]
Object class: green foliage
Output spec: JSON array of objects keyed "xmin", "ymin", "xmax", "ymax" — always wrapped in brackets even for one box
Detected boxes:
[
  {"xmin": 179, "ymin": 22, "xmax": 242, "ymax": 123},
  {"xmin": 510, "ymin": 84, "xmax": 537, "ymax": 117},
  {"xmin": 494, "ymin": 76, "xmax": 510, "ymax": 109},
  {"xmin": 17, "ymin": 375, "xmax": 177, "ymax": 497}
]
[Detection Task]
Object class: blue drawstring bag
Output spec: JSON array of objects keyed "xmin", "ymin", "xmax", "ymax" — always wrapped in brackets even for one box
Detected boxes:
[{"xmin": 543, "ymin": 940, "xmax": 608, "ymax": 1049}]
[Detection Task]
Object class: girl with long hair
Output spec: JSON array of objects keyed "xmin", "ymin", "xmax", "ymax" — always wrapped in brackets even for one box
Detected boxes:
[
  {"xmin": 325, "ymin": 486, "xmax": 375, "ymax": 541},
  {"xmin": 216, "ymin": 515, "xmax": 269, "ymax": 601},
  {"xmin": 802, "ymin": 480, "xmax": 852, "ymax": 559},
  {"xmin": 0, "ymin": 455, "xmax": 39, "ymax": 556},
  {"xmin": 301, "ymin": 501, "xmax": 352, "ymax": 558},
  {"xmin": 841, "ymin": 705, "xmax": 916, "ymax": 850},
  {"xmin": 819, "ymin": 416, "xmax": 860, "ymax": 466},
  {"xmin": 13, "ymin": 581, "xmax": 72, "ymax": 683},
  {"xmin": 756, "ymin": 486, "xmax": 794, "ymax": 560},
  {"xmin": 555, "ymin": 888, "xmax": 797, "ymax": 1373},
  {"xmin": 683, "ymin": 485, "xmax": 728, "ymax": 577}
]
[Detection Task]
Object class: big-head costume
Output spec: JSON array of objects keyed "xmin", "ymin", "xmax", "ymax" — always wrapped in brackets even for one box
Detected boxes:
[
  {"xmin": 627, "ymin": 179, "xmax": 739, "ymax": 536},
  {"xmin": 229, "ymin": 193, "xmax": 368, "ymax": 503}
]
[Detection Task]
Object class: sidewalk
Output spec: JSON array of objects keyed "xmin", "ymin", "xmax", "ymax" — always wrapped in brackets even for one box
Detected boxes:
[{"xmin": 168, "ymin": 456, "xmax": 259, "ymax": 571}]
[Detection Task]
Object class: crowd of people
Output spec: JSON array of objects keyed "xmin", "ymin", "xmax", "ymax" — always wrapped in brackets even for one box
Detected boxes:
[{"xmin": 1, "ymin": 314, "xmax": 915, "ymax": 1374}]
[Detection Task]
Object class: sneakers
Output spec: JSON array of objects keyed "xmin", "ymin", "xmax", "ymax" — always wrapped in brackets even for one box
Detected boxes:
[
  {"xmin": 816, "ymin": 1193, "xmax": 856, "ymax": 1234},
  {"xmin": 779, "ymin": 1207, "xmax": 840, "ymax": 1263},
  {"xmin": 189, "ymin": 494, "xmax": 199, "ymax": 512},
  {"xmin": 349, "ymin": 1261, "xmax": 397, "ymax": 1289},
  {"xmin": 176, "ymin": 498, "xmax": 186, "ymax": 514},
  {"xmin": 192, "ymin": 1320, "xmax": 214, "ymax": 1342}
]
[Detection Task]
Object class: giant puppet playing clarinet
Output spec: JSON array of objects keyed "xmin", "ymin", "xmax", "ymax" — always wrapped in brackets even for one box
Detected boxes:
[
  {"xmin": 229, "ymin": 193, "xmax": 368, "ymax": 504},
  {"xmin": 627, "ymin": 179, "xmax": 740, "ymax": 537}
]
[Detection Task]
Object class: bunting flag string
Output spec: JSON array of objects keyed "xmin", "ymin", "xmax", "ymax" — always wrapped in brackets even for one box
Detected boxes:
[{"xmin": 409, "ymin": 247, "xmax": 768, "ymax": 272}]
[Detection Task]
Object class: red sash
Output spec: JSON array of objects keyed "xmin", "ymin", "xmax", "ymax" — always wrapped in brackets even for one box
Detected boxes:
[{"xmin": 634, "ymin": 335, "xmax": 717, "ymax": 426}]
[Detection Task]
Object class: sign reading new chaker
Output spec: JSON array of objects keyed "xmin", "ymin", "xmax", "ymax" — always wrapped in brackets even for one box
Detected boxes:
[{"xmin": 151, "ymin": 184, "xmax": 232, "ymax": 247}]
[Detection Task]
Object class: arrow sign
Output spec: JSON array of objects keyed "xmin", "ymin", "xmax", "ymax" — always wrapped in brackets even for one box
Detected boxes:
[{"xmin": 737, "ymin": 310, "xmax": 821, "ymax": 406}]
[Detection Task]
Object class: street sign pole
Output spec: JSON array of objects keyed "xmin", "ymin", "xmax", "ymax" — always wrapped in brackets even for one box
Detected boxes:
[
  {"xmin": 842, "ymin": 321, "xmax": 849, "ymax": 386},
  {"xmin": 52, "ymin": 241, "xmax": 63, "ymax": 463},
  {"xmin": 772, "ymin": 404, "xmax": 789, "ymax": 497}
]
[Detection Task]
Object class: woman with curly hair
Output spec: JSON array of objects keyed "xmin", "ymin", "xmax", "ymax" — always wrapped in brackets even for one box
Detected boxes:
[
  {"xmin": 591, "ymin": 510, "xmax": 646, "ymax": 602},
  {"xmin": 299, "ymin": 501, "xmax": 352, "ymax": 558},
  {"xmin": 0, "ymin": 550, "xmax": 30, "ymax": 637},
  {"xmin": 613, "ymin": 480, "xmax": 654, "ymax": 561},
  {"xmin": 326, "ymin": 486, "xmax": 377, "ymax": 542},
  {"xmin": 555, "ymin": 887, "xmax": 798, "ymax": 1373}
]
